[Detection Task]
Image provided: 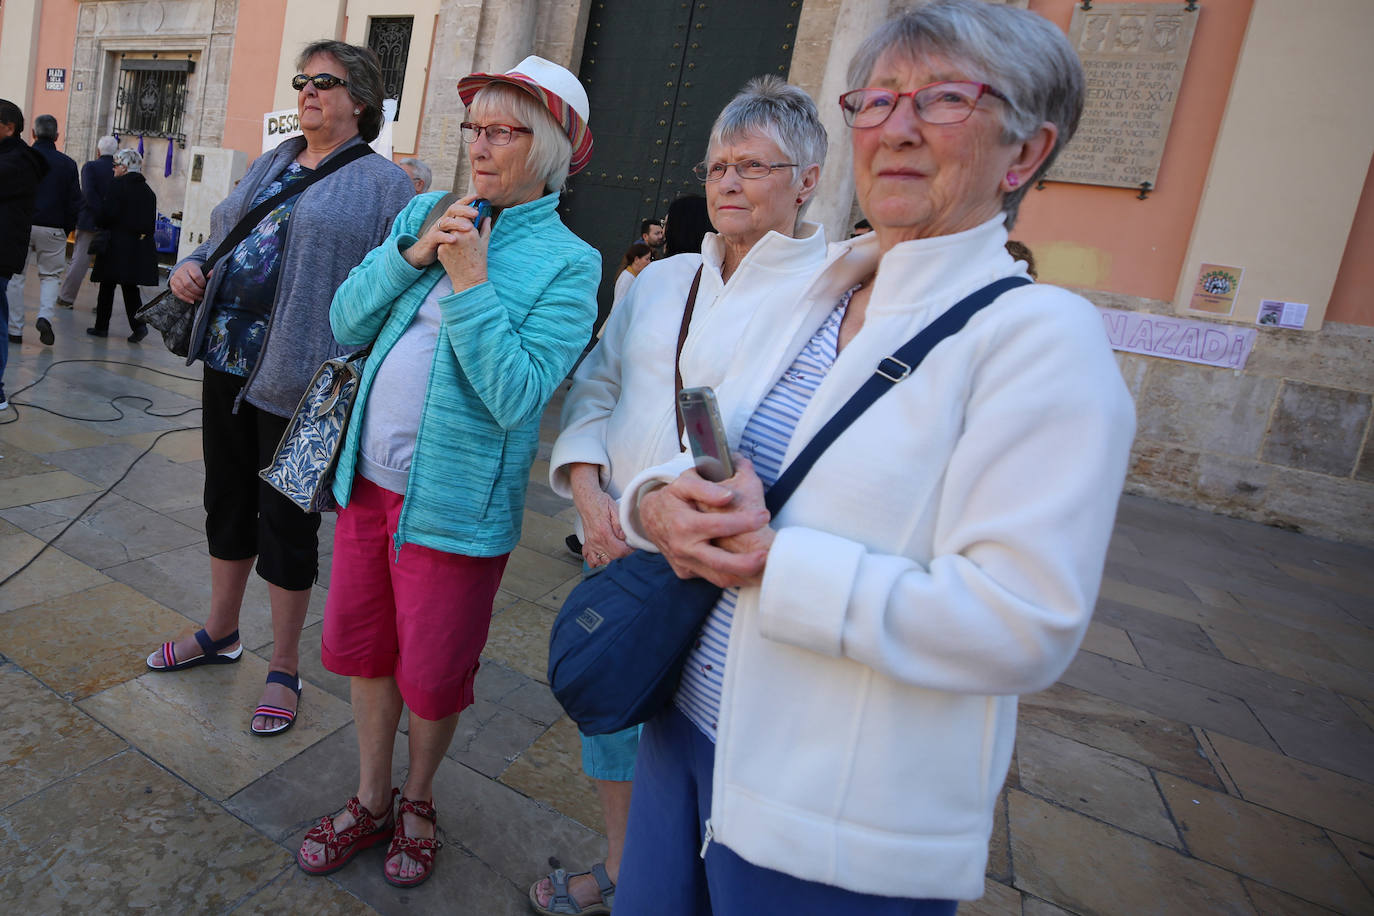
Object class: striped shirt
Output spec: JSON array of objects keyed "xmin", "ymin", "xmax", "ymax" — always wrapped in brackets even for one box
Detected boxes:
[{"xmin": 676, "ymin": 288, "xmax": 855, "ymax": 742}]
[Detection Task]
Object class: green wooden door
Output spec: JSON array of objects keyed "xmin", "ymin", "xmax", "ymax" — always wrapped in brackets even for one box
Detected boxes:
[{"xmin": 560, "ymin": 0, "xmax": 803, "ymax": 320}]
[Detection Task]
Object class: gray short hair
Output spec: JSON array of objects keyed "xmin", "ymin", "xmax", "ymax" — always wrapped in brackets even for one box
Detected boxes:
[
  {"xmin": 706, "ymin": 76, "xmax": 828, "ymax": 219},
  {"xmin": 33, "ymin": 115, "xmax": 58, "ymax": 141},
  {"xmin": 847, "ymin": 0, "xmax": 1084, "ymax": 227},
  {"xmin": 97, "ymin": 135, "xmax": 118, "ymax": 156},
  {"xmin": 468, "ymin": 84, "xmax": 572, "ymax": 194},
  {"xmin": 296, "ymin": 40, "xmax": 386, "ymax": 142},
  {"xmin": 399, "ymin": 157, "xmax": 432, "ymax": 192},
  {"xmin": 113, "ymin": 148, "xmax": 143, "ymax": 173}
]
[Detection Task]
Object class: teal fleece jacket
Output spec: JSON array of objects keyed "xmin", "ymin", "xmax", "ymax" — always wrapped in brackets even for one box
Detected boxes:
[{"xmin": 330, "ymin": 190, "xmax": 600, "ymax": 557}]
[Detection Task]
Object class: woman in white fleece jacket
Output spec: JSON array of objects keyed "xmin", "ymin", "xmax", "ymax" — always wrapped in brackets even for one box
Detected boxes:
[
  {"xmin": 611, "ymin": 3, "xmax": 1136, "ymax": 913},
  {"xmin": 533, "ymin": 77, "xmax": 830, "ymax": 915}
]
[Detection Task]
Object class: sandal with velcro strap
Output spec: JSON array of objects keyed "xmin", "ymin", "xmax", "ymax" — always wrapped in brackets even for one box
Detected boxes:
[
  {"xmin": 296, "ymin": 788, "xmax": 398, "ymax": 876},
  {"xmin": 529, "ymin": 860, "xmax": 616, "ymax": 915},
  {"xmin": 384, "ymin": 795, "xmax": 442, "ymax": 888},
  {"xmin": 146, "ymin": 628, "xmax": 242, "ymax": 672}
]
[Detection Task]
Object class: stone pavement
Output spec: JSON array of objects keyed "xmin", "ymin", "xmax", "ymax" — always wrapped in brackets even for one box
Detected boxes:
[{"xmin": 1, "ymin": 268, "xmax": 1372, "ymax": 914}]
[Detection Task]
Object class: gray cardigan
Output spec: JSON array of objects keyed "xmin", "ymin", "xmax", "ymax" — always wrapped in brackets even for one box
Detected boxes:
[{"xmin": 179, "ymin": 135, "xmax": 413, "ymax": 416}]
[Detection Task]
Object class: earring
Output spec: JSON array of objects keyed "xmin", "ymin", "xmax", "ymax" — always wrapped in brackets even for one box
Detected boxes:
[
  {"xmin": 353, "ymin": 108, "xmax": 361, "ymax": 115},
  {"xmin": 1006, "ymin": 173, "xmax": 1020, "ymax": 189},
  {"xmin": 796, "ymin": 196, "xmax": 804, "ymax": 205}
]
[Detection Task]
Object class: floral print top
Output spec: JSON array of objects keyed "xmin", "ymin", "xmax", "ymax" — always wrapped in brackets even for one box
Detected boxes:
[{"xmin": 201, "ymin": 162, "xmax": 314, "ymax": 376}]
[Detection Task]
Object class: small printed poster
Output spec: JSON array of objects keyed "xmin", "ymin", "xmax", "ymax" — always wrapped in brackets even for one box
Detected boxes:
[
  {"xmin": 1256, "ymin": 299, "xmax": 1309, "ymax": 330},
  {"xmin": 1188, "ymin": 263, "xmax": 1244, "ymax": 315}
]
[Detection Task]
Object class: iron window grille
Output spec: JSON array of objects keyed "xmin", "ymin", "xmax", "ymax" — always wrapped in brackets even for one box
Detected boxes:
[
  {"xmin": 368, "ymin": 16, "xmax": 413, "ymax": 120},
  {"xmin": 113, "ymin": 57, "xmax": 194, "ymax": 146}
]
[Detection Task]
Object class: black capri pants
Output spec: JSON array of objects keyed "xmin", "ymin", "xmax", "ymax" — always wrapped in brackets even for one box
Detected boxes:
[{"xmin": 202, "ymin": 366, "xmax": 320, "ymax": 590}]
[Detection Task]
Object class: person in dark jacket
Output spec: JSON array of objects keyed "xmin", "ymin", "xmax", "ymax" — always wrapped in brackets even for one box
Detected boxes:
[
  {"xmin": 0, "ymin": 98, "xmax": 48, "ymax": 405},
  {"xmin": 88, "ymin": 148, "xmax": 156, "ymax": 341},
  {"xmin": 58, "ymin": 135, "xmax": 118, "ymax": 308},
  {"xmin": 7, "ymin": 115, "xmax": 81, "ymax": 346}
]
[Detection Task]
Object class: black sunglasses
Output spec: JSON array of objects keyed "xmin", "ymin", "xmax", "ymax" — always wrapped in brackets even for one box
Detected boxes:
[{"xmin": 292, "ymin": 72, "xmax": 349, "ymax": 91}]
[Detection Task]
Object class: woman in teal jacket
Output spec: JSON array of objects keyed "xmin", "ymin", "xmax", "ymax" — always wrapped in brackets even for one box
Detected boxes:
[{"xmin": 297, "ymin": 57, "xmax": 599, "ymax": 888}]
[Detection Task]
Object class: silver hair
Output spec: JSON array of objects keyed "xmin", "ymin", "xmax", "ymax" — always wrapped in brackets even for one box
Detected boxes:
[
  {"xmin": 468, "ymin": 84, "xmax": 572, "ymax": 194},
  {"xmin": 97, "ymin": 135, "xmax": 118, "ymax": 156},
  {"xmin": 296, "ymin": 40, "xmax": 386, "ymax": 142},
  {"xmin": 847, "ymin": 0, "xmax": 1084, "ymax": 227},
  {"xmin": 113, "ymin": 148, "xmax": 143, "ymax": 173},
  {"xmin": 706, "ymin": 75, "xmax": 828, "ymax": 220},
  {"xmin": 399, "ymin": 157, "xmax": 432, "ymax": 192},
  {"xmin": 33, "ymin": 115, "xmax": 58, "ymax": 141}
]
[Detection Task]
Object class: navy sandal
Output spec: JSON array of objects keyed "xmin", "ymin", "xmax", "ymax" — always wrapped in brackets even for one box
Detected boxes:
[
  {"xmin": 146, "ymin": 628, "xmax": 243, "ymax": 671},
  {"xmin": 251, "ymin": 670, "xmax": 303, "ymax": 736},
  {"xmin": 529, "ymin": 860, "xmax": 615, "ymax": 915}
]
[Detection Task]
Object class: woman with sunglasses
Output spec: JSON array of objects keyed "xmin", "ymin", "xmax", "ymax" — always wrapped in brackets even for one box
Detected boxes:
[
  {"xmin": 295, "ymin": 56, "xmax": 599, "ymax": 889},
  {"xmin": 143, "ymin": 41, "xmax": 413, "ymax": 739},
  {"xmin": 535, "ymin": 75, "xmax": 829, "ymax": 916},
  {"xmin": 610, "ymin": 2, "xmax": 1135, "ymax": 912}
]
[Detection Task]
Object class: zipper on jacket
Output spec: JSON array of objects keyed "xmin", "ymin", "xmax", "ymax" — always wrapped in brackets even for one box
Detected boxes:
[
  {"xmin": 392, "ymin": 532, "xmax": 403, "ymax": 565},
  {"xmin": 699, "ymin": 819, "xmax": 714, "ymax": 859}
]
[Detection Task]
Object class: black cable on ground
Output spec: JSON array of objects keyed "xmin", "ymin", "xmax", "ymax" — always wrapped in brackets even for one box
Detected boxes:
[{"xmin": 0, "ymin": 358, "xmax": 204, "ymax": 589}]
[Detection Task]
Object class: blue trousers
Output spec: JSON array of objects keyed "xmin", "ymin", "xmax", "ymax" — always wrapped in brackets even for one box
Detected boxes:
[
  {"xmin": 614, "ymin": 706, "xmax": 959, "ymax": 916},
  {"xmin": 1, "ymin": 274, "xmax": 10, "ymax": 387}
]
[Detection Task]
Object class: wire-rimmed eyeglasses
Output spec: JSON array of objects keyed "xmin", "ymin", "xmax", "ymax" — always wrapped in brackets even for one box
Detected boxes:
[
  {"xmin": 692, "ymin": 160, "xmax": 797, "ymax": 182},
  {"xmin": 839, "ymin": 81, "xmax": 1007, "ymax": 128},
  {"xmin": 460, "ymin": 122, "xmax": 533, "ymax": 145}
]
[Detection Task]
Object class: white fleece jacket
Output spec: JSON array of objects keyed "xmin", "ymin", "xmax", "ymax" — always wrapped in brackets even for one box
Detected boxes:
[
  {"xmin": 550, "ymin": 222, "xmax": 829, "ymax": 509},
  {"xmin": 620, "ymin": 216, "xmax": 1137, "ymax": 901}
]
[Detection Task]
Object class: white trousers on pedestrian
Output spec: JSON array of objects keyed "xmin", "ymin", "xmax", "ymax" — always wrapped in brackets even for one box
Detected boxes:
[{"xmin": 7, "ymin": 226, "xmax": 65, "ymax": 335}]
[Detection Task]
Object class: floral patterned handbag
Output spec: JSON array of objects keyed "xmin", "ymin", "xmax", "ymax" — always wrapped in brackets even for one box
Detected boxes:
[{"xmin": 258, "ymin": 349, "xmax": 369, "ymax": 513}]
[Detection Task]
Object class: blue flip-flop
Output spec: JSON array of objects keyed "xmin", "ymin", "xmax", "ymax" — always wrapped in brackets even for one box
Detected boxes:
[
  {"xmin": 251, "ymin": 670, "xmax": 303, "ymax": 736},
  {"xmin": 146, "ymin": 628, "xmax": 242, "ymax": 671}
]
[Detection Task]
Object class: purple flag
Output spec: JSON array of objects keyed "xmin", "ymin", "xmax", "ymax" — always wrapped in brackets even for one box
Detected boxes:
[
  {"xmin": 165, "ymin": 139, "xmax": 173, "ymax": 177},
  {"xmin": 138, "ymin": 134, "xmax": 144, "ymax": 156}
]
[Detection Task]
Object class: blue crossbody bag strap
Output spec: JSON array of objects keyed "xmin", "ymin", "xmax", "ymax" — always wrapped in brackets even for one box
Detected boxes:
[{"xmin": 763, "ymin": 275, "xmax": 1031, "ymax": 515}]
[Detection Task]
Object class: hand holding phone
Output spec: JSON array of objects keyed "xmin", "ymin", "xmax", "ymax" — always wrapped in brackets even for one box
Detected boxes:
[
  {"xmin": 678, "ymin": 386, "xmax": 735, "ymax": 482},
  {"xmin": 472, "ymin": 198, "xmax": 491, "ymax": 228}
]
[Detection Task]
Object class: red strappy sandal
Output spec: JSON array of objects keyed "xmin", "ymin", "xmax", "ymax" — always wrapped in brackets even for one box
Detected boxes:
[
  {"xmin": 296, "ymin": 789, "xmax": 398, "ymax": 876},
  {"xmin": 384, "ymin": 795, "xmax": 442, "ymax": 888}
]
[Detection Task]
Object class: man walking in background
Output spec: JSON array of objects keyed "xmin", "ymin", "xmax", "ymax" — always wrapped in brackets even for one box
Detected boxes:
[
  {"xmin": 8, "ymin": 114, "xmax": 80, "ymax": 346},
  {"xmin": 1, "ymin": 99, "xmax": 48, "ymax": 406},
  {"xmin": 56, "ymin": 135, "xmax": 117, "ymax": 309},
  {"xmin": 639, "ymin": 217, "xmax": 664, "ymax": 259}
]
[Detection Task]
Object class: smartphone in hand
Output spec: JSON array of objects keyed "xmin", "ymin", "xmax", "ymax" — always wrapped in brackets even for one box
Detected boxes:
[
  {"xmin": 678, "ymin": 386, "xmax": 735, "ymax": 482},
  {"xmin": 472, "ymin": 199, "xmax": 492, "ymax": 227}
]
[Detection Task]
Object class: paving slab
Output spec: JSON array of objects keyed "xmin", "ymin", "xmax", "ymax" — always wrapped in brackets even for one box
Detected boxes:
[
  {"xmin": 1156, "ymin": 773, "xmax": 1371, "ymax": 912},
  {"xmin": 0, "ymin": 582, "xmax": 197, "ymax": 700},
  {"xmin": 78, "ymin": 653, "xmax": 353, "ymax": 799},
  {"xmin": 0, "ymin": 749, "xmax": 287, "ymax": 912},
  {"xmin": 1008, "ymin": 789, "xmax": 1251, "ymax": 915},
  {"xmin": 498, "ymin": 545, "xmax": 581, "ymax": 603},
  {"xmin": 230, "ymin": 865, "xmax": 375, "ymax": 915},
  {"xmin": 1018, "ymin": 682, "xmax": 1223, "ymax": 789},
  {"xmin": 0, "ymin": 663, "xmax": 127, "ymax": 810},
  {"xmin": 498, "ymin": 715, "xmax": 601, "ymax": 833},
  {"xmin": 483, "ymin": 599, "xmax": 558, "ymax": 684},
  {"xmin": 1060, "ymin": 651, "xmax": 1277, "ymax": 749},
  {"xmin": 0, "ymin": 530, "xmax": 113, "ymax": 612},
  {"xmin": 1016, "ymin": 724, "xmax": 1180, "ymax": 847}
]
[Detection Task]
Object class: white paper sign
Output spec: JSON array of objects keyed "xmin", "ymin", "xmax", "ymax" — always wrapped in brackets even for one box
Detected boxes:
[
  {"xmin": 1100, "ymin": 308, "xmax": 1256, "ymax": 369},
  {"xmin": 262, "ymin": 100, "xmax": 398, "ymax": 157}
]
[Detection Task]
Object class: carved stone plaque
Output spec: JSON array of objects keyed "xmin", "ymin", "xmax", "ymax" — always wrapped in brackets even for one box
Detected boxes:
[{"xmin": 1047, "ymin": 3, "xmax": 1198, "ymax": 190}]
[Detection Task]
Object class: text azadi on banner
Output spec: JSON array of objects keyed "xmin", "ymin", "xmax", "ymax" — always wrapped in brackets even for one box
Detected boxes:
[{"xmin": 1100, "ymin": 309, "xmax": 1257, "ymax": 370}]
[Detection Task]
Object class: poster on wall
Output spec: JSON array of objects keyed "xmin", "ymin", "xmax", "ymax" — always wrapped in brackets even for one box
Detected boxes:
[
  {"xmin": 1256, "ymin": 299, "xmax": 1309, "ymax": 329},
  {"xmin": 1047, "ymin": 3, "xmax": 1198, "ymax": 190},
  {"xmin": 1187, "ymin": 263, "xmax": 1243, "ymax": 316}
]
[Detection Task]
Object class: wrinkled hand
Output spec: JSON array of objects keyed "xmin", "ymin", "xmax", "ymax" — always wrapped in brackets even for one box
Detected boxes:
[
  {"xmin": 435, "ymin": 193, "xmax": 490, "ymax": 291},
  {"xmin": 170, "ymin": 261, "xmax": 207, "ymax": 303},
  {"xmin": 401, "ymin": 193, "xmax": 486, "ymax": 272},
  {"xmin": 640, "ymin": 457, "xmax": 773, "ymax": 589},
  {"xmin": 577, "ymin": 490, "xmax": 631, "ymax": 568}
]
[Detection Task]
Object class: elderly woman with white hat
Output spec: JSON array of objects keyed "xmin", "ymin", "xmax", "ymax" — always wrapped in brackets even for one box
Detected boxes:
[{"xmin": 296, "ymin": 56, "xmax": 600, "ymax": 887}]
